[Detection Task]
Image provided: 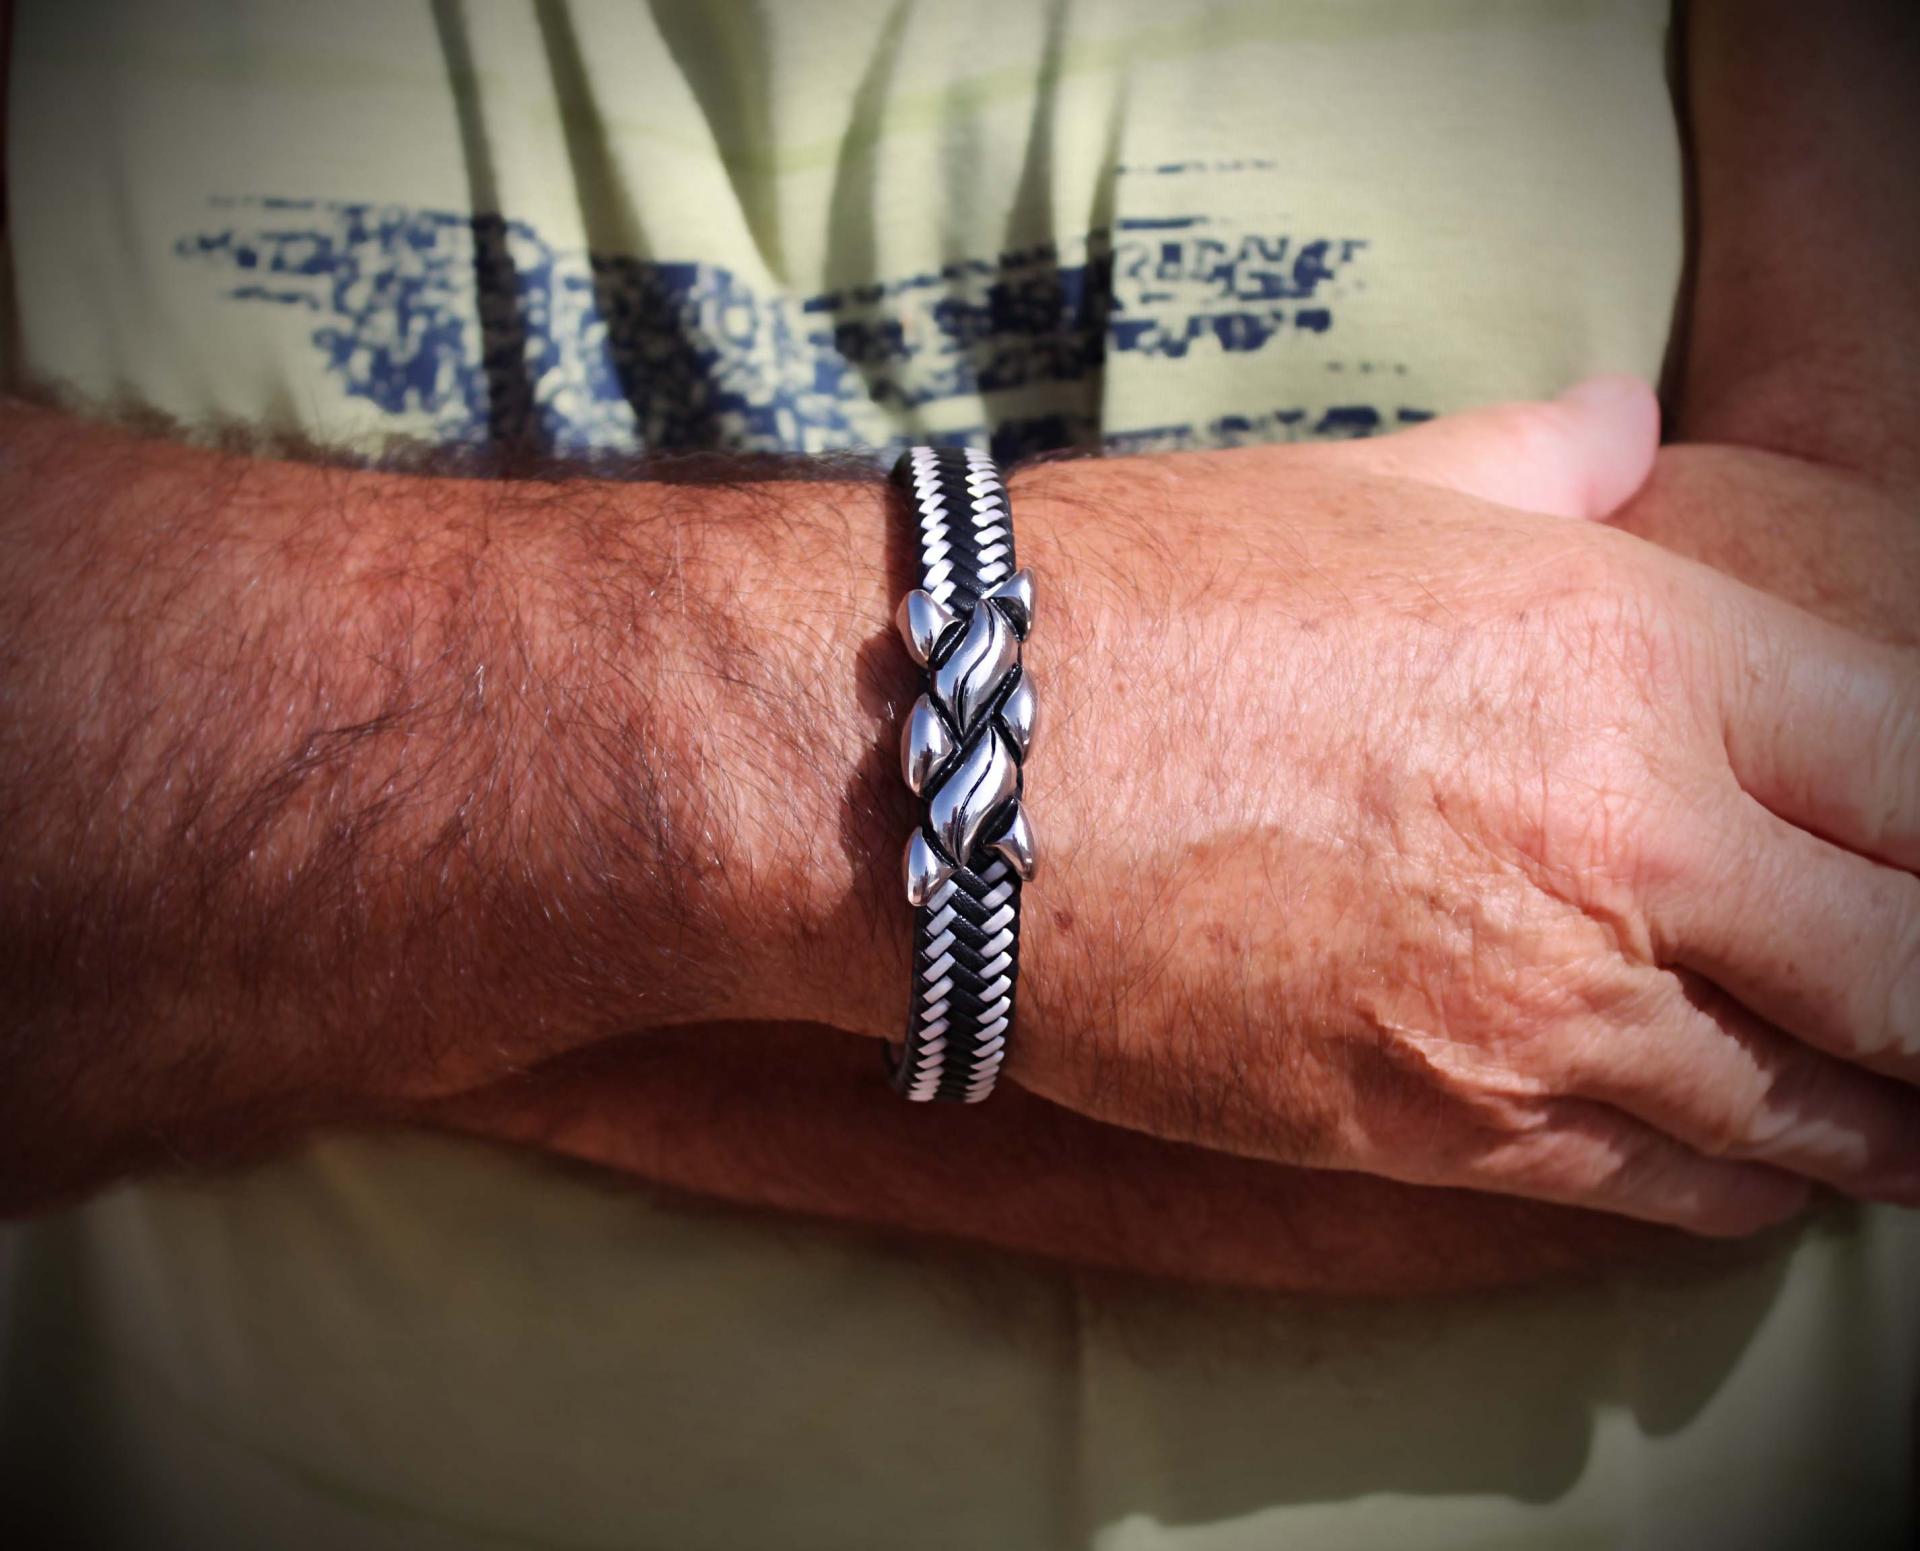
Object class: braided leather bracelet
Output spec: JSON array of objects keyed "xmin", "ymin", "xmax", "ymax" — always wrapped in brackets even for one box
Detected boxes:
[{"xmin": 886, "ymin": 447, "xmax": 1037, "ymax": 1102}]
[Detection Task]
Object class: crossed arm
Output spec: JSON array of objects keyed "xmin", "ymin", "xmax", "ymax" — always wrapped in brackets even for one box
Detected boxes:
[
  {"xmin": 0, "ymin": 393, "xmax": 1718, "ymax": 1303},
  {"xmin": 434, "ymin": 0, "xmax": 1920, "ymax": 1293},
  {"xmin": 2, "ymin": 1, "xmax": 1916, "ymax": 1297}
]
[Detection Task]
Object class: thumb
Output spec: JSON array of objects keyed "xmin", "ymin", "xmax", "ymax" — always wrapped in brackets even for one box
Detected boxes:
[{"xmin": 1337, "ymin": 374, "xmax": 1661, "ymax": 519}]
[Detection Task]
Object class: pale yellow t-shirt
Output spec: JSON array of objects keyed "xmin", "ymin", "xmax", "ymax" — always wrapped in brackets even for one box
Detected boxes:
[{"xmin": 3, "ymin": 2, "xmax": 1915, "ymax": 1547}]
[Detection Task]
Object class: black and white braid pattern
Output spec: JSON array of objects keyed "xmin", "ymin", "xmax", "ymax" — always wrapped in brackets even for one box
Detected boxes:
[
  {"xmin": 888, "ymin": 446, "xmax": 1035, "ymax": 1103},
  {"xmin": 909, "ymin": 445, "xmax": 1015, "ymax": 612},
  {"xmin": 901, "ymin": 861, "xmax": 1020, "ymax": 1102}
]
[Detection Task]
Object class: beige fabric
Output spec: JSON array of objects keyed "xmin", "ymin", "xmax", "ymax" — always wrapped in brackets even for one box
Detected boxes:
[
  {"xmin": 5, "ymin": 1136, "xmax": 1917, "ymax": 1549},
  {"xmin": 3, "ymin": 1, "xmax": 1915, "ymax": 1545},
  {"xmin": 9, "ymin": 0, "xmax": 1680, "ymax": 451}
]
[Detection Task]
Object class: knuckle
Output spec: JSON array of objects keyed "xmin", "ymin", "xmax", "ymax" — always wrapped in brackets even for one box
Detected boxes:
[
  {"xmin": 1622, "ymin": 795, "xmax": 1723, "ymax": 905},
  {"xmin": 1550, "ymin": 774, "xmax": 1671, "ymax": 885},
  {"xmin": 1504, "ymin": 747, "xmax": 1690, "ymax": 940},
  {"xmin": 1532, "ymin": 544, "xmax": 1687, "ymax": 700}
]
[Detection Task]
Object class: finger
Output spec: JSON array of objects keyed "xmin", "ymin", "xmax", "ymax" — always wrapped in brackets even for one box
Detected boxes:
[
  {"xmin": 1646, "ymin": 792, "xmax": 1920, "ymax": 1075},
  {"xmin": 1715, "ymin": 588, "xmax": 1920, "ymax": 870},
  {"xmin": 1422, "ymin": 1094, "xmax": 1813, "ymax": 1237},
  {"xmin": 1561, "ymin": 973, "xmax": 1920, "ymax": 1202},
  {"xmin": 1322, "ymin": 373, "xmax": 1660, "ymax": 518}
]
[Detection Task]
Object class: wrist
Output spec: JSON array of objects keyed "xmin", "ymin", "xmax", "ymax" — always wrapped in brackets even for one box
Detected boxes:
[
  {"xmin": 692, "ymin": 456, "xmax": 1130, "ymax": 1056},
  {"xmin": 709, "ymin": 457, "xmax": 1099, "ymax": 1049},
  {"xmin": 312, "ymin": 463, "xmax": 920, "ymax": 1084}
]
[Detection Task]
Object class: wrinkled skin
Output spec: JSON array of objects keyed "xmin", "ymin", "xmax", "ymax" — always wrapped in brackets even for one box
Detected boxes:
[
  {"xmin": 990, "ymin": 430, "xmax": 1920, "ymax": 1234},
  {"xmin": 431, "ymin": 390, "xmax": 1920, "ymax": 1284}
]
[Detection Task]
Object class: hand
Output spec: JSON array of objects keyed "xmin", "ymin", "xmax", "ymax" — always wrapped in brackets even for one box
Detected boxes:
[
  {"xmin": 946, "ymin": 381, "xmax": 1920, "ymax": 1236},
  {"xmin": 1610, "ymin": 444, "xmax": 1920, "ymax": 648}
]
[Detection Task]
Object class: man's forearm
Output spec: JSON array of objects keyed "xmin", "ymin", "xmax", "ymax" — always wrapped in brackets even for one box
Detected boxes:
[
  {"xmin": 0, "ymin": 400, "xmax": 907, "ymax": 1210},
  {"xmin": 1613, "ymin": 1, "xmax": 1920, "ymax": 646},
  {"xmin": 10, "ymin": 390, "xmax": 1905, "ymax": 1294},
  {"xmin": 1678, "ymin": 0, "xmax": 1920, "ymax": 473},
  {"xmin": 429, "ymin": 1022, "xmax": 1713, "ymax": 1299}
]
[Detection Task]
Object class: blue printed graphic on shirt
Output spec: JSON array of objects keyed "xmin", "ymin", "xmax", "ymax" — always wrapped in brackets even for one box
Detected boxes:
[{"xmin": 176, "ymin": 198, "xmax": 1428, "ymax": 460}]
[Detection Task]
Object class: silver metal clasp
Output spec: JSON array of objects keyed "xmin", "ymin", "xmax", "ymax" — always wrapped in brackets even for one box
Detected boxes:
[{"xmin": 897, "ymin": 570, "xmax": 1038, "ymax": 905}]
